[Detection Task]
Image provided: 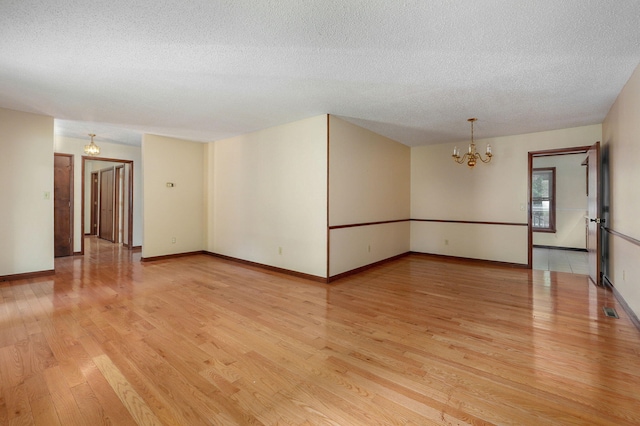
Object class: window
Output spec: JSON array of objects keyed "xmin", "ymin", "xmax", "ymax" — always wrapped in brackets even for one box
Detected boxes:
[{"xmin": 532, "ymin": 167, "xmax": 556, "ymax": 232}]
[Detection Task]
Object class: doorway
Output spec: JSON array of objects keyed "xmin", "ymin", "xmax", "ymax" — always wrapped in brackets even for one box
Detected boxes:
[
  {"xmin": 528, "ymin": 144, "xmax": 601, "ymax": 283},
  {"xmin": 92, "ymin": 165, "xmax": 125, "ymax": 243},
  {"xmin": 81, "ymin": 156, "xmax": 134, "ymax": 255}
]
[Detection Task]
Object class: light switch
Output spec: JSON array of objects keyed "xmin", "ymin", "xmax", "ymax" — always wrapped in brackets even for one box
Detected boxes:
[
  {"xmin": 166, "ymin": 182, "xmax": 174, "ymax": 188},
  {"xmin": 43, "ymin": 191, "xmax": 50, "ymax": 200}
]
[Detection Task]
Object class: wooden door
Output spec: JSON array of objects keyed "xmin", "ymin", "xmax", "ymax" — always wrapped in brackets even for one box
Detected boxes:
[
  {"xmin": 586, "ymin": 141, "xmax": 602, "ymax": 286},
  {"xmin": 90, "ymin": 171, "xmax": 99, "ymax": 235},
  {"xmin": 99, "ymin": 168, "xmax": 115, "ymax": 242},
  {"xmin": 54, "ymin": 154, "xmax": 74, "ymax": 257}
]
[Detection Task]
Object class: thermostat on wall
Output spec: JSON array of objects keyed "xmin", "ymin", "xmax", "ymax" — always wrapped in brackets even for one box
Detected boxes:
[{"xmin": 166, "ymin": 182, "xmax": 174, "ymax": 187}]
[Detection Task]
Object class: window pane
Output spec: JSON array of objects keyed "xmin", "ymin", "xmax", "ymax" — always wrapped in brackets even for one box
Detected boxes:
[
  {"xmin": 532, "ymin": 171, "xmax": 552, "ymax": 198},
  {"xmin": 532, "ymin": 168, "xmax": 554, "ymax": 231},
  {"xmin": 532, "ymin": 200, "xmax": 550, "ymax": 228}
]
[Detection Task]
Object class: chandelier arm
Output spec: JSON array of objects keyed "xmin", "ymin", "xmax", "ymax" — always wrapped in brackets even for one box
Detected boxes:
[
  {"xmin": 475, "ymin": 153, "xmax": 492, "ymax": 163},
  {"xmin": 452, "ymin": 153, "xmax": 469, "ymax": 164}
]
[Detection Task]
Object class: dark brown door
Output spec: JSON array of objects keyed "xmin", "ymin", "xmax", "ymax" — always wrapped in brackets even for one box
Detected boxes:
[
  {"xmin": 90, "ymin": 171, "xmax": 99, "ymax": 235},
  {"xmin": 586, "ymin": 141, "xmax": 602, "ymax": 286},
  {"xmin": 54, "ymin": 154, "xmax": 74, "ymax": 257},
  {"xmin": 99, "ymin": 168, "xmax": 114, "ymax": 242}
]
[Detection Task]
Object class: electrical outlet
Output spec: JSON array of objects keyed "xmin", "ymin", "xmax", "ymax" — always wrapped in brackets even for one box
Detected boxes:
[
  {"xmin": 171, "ymin": 237, "xmax": 176, "ymax": 244},
  {"xmin": 445, "ymin": 239, "xmax": 449, "ymax": 245},
  {"xmin": 278, "ymin": 247, "xmax": 282, "ymax": 255},
  {"xmin": 368, "ymin": 244, "xmax": 371, "ymax": 253},
  {"xmin": 43, "ymin": 191, "xmax": 50, "ymax": 200},
  {"xmin": 622, "ymin": 270, "xmax": 626, "ymax": 281}
]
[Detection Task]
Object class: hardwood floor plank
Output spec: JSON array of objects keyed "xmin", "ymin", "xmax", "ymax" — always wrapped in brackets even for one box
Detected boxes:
[
  {"xmin": 30, "ymin": 395, "xmax": 62, "ymax": 426},
  {"xmin": 79, "ymin": 358, "xmax": 138, "ymax": 426},
  {"xmin": 70, "ymin": 382, "xmax": 114, "ymax": 426},
  {"xmin": 43, "ymin": 366, "xmax": 86, "ymax": 426},
  {"xmin": 93, "ymin": 353, "xmax": 163, "ymax": 426},
  {"xmin": 2, "ymin": 383, "xmax": 32, "ymax": 425},
  {"xmin": 0, "ymin": 345, "xmax": 24, "ymax": 389}
]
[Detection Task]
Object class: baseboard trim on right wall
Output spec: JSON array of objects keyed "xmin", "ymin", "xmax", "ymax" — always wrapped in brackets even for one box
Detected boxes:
[
  {"xmin": 603, "ymin": 274, "xmax": 640, "ymax": 332},
  {"xmin": 410, "ymin": 252, "xmax": 528, "ymax": 269}
]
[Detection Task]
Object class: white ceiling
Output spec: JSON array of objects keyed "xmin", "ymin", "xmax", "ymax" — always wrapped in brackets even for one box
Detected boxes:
[{"xmin": 2, "ymin": 1, "xmax": 640, "ymax": 147}]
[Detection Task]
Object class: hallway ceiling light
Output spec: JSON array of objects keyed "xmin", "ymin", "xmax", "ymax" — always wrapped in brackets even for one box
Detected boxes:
[
  {"xmin": 452, "ymin": 118, "xmax": 492, "ymax": 168},
  {"xmin": 84, "ymin": 133, "xmax": 100, "ymax": 156}
]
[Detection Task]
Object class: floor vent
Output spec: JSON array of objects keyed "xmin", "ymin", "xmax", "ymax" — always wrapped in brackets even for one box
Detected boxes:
[{"xmin": 603, "ymin": 306, "xmax": 619, "ymax": 319}]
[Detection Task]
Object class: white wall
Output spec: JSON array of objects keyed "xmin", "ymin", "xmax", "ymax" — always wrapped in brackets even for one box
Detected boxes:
[
  {"xmin": 142, "ymin": 134, "xmax": 205, "ymax": 258},
  {"xmin": 533, "ymin": 153, "xmax": 587, "ymax": 249},
  {"xmin": 54, "ymin": 136, "xmax": 143, "ymax": 250},
  {"xmin": 0, "ymin": 107, "xmax": 54, "ymax": 276},
  {"xmin": 209, "ymin": 115, "xmax": 328, "ymax": 278},
  {"xmin": 411, "ymin": 124, "xmax": 601, "ymax": 264},
  {"xmin": 602, "ymin": 62, "xmax": 640, "ymax": 319},
  {"xmin": 328, "ymin": 116, "xmax": 410, "ymax": 276}
]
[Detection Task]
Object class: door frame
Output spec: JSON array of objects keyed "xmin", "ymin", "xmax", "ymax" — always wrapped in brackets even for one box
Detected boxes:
[
  {"xmin": 114, "ymin": 164, "xmax": 124, "ymax": 244},
  {"xmin": 527, "ymin": 145, "xmax": 593, "ymax": 268},
  {"xmin": 81, "ymin": 156, "xmax": 134, "ymax": 255}
]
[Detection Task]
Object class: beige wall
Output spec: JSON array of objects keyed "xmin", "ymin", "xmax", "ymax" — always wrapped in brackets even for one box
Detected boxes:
[
  {"xmin": 0, "ymin": 107, "xmax": 54, "ymax": 276},
  {"xmin": 533, "ymin": 153, "xmax": 588, "ymax": 249},
  {"xmin": 329, "ymin": 116, "xmax": 410, "ymax": 225},
  {"xmin": 602, "ymin": 62, "xmax": 640, "ymax": 318},
  {"xmin": 209, "ymin": 115, "xmax": 328, "ymax": 278},
  {"xmin": 54, "ymin": 136, "xmax": 142, "ymax": 250},
  {"xmin": 411, "ymin": 124, "xmax": 601, "ymax": 264},
  {"xmin": 328, "ymin": 116, "xmax": 410, "ymax": 276},
  {"xmin": 142, "ymin": 134, "xmax": 205, "ymax": 258}
]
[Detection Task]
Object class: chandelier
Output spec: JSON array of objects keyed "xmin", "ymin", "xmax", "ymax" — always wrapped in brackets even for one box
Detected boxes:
[
  {"xmin": 84, "ymin": 133, "xmax": 100, "ymax": 156},
  {"xmin": 452, "ymin": 118, "xmax": 492, "ymax": 167}
]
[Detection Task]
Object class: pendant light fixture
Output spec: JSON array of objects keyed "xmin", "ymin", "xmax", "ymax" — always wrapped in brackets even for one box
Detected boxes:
[
  {"xmin": 84, "ymin": 133, "xmax": 100, "ymax": 156},
  {"xmin": 452, "ymin": 118, "xmax": 492, "ymax": 168}
]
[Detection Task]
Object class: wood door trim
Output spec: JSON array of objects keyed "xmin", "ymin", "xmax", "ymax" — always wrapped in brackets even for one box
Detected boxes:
[
  {"xmin": 81, "ymin": 156, "xmax": 134, "ymax": 255},
  {"xmin": 528, "ymin": 145, "xmax": 592, "ymax": 270},
  {"xmin": 114, "ymin": 165, "xmax": 124, "ymax": 244}
]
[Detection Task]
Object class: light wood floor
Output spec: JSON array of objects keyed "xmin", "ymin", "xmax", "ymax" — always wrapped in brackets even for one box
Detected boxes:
[{"xmin": 1, "ymin": 238, "xmax": 639, "ymax": 425}]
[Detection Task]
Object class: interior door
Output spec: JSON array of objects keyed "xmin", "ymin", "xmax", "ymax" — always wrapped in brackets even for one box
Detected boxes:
[
  {"xmin": 90, "ymin": 171, "xmax": 99, "ymax": 235},
  {"xmin": 586, "ymin": 141, "xmax": 602, "ymax": 286},
  {"xmin": 54, "ymin": 154, "xmax": 74, "ymax": 257},
  {"xmin": 99, "ymin": 168, "xmax": 115, "ymax": 242}
]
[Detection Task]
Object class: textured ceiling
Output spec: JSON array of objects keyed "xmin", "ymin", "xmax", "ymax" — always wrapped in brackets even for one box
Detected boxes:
[{"xmin": 2, "ymin": 1, "xmax": 640, "ymax": 147}]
